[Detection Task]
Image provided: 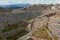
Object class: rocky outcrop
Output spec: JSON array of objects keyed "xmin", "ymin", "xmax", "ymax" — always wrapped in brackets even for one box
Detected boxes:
[
  {"xmin": 30, "ymin": 13, "xmax": 60, "ymax": 40},
  {"xmin": 48, "ymin": 14, "xmax": 60, "ymax": 38}
]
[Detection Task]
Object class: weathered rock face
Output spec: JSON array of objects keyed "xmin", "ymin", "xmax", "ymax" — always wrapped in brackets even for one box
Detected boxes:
[
  {"xmin": 31, "ymin": 13, "xmax": 60, "ymax": 40},
  {"xmin": 48, "ymin": 15, "xmax": 60, "ymax": 38},
  {"xmin": 33, "ymin": 17, "xmax": 48, "ymax": 28}
]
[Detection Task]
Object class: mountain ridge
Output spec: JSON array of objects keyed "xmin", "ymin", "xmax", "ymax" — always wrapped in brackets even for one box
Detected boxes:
[{"xmin": 0, "ymin": 4, "xmax": 30, "ymax": 9}]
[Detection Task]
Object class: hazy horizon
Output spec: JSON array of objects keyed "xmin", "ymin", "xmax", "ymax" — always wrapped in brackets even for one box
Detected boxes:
[{"xmin": 0, "ymin": 0, "xmax": 60, "ymax": 5}]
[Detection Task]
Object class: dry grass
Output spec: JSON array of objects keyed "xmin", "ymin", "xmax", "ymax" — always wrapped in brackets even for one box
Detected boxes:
[
  {"xmin": 32, "ymin": 25, "xmax": 58, "ymax": 40},
  {"xmin": 32, "ymin": 27, "xmax": 52, "ymax": 40}
]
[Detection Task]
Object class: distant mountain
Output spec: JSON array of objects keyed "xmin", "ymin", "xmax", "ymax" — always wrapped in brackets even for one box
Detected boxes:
[{"xmin": 0, "ymin": 4, "xmax": 30, "ymax": 9}]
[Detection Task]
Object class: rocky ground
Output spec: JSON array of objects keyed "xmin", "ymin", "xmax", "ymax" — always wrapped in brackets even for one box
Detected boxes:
[
  {"xmin": 0, "ymin": 4, "xmax": 60, "ymax": 40},
  {"xmin": 29, "ymin": 12, "xmax": 60, "ymax": 40}
]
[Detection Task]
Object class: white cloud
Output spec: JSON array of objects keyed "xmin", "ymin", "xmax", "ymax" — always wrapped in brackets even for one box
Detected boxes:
[
  {"xmin": 0, "ymin": 0, "xmax": 13, "ymax": 5},
  {"xmin": 0, "ymin": 0, "xmax": 60, "ymax": 5},
  {"xmin": 0, "ymin": 0, "xmax": 27, "ymax": 5},
  {"xmin": 25, "ymin": 0, "xmax": 44, "ymax": 4}
]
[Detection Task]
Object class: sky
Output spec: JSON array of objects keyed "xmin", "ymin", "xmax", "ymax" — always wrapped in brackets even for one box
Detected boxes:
[{"xmin": 0, "ymin": 0, "xmax": 60, "ymax": 5}]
